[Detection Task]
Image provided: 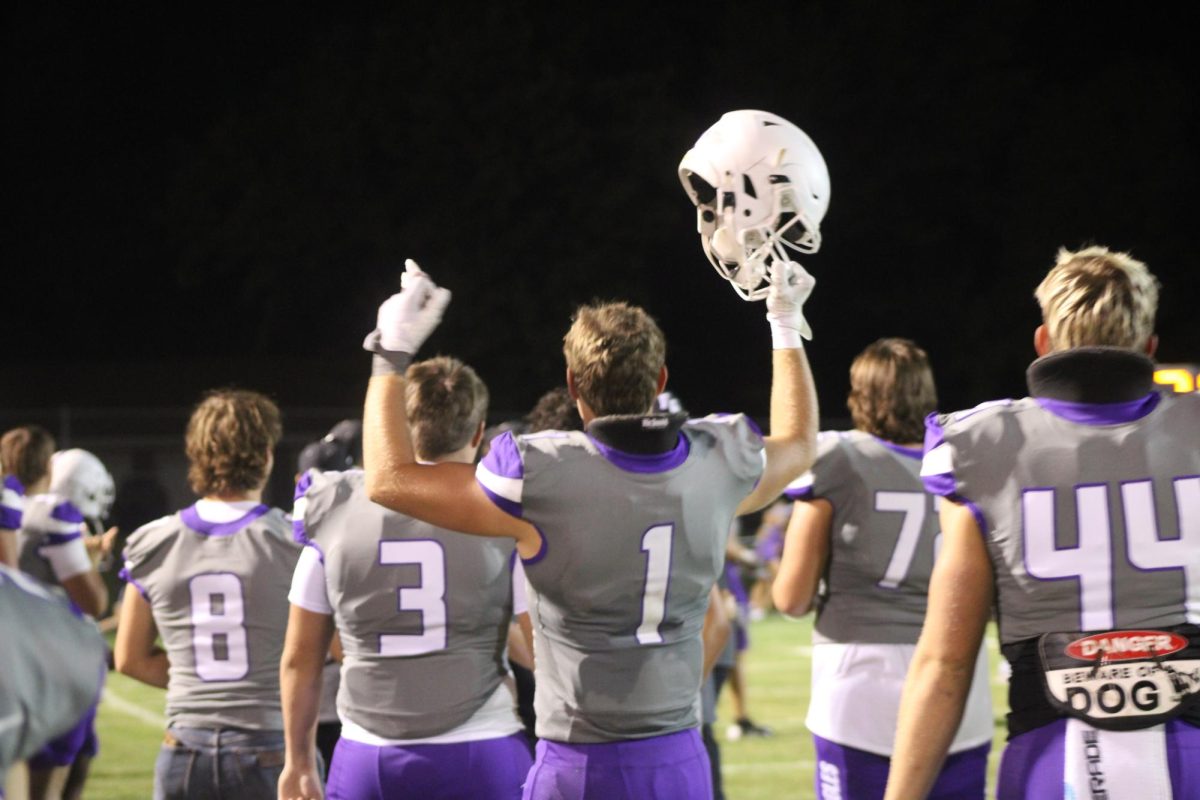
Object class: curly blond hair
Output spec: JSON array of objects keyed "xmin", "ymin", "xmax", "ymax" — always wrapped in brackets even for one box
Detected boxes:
[{"xmin": 185, "ymin": 390, "xmax": 281, "ymax": 496}]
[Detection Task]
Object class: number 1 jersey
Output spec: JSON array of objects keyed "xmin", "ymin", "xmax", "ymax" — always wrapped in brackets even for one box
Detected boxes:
[{"xmin": 476, "ymin": 414, "xmax": 764, "ymax": 743}]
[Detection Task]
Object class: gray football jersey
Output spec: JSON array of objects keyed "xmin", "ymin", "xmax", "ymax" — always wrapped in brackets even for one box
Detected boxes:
[
  {"xmin": 17, "ymin": 493, "xmax": 86, "ymax": 589},
  {"xmin": 120, "ymin": 503, "xmax": 301, "ymax": 730},
  {"xmin": 786, "ymin": 430, "xmax": 937, "ymax": 645},
  {"xmin": 0, "ymin": 564, "xmax": 105, "ymax": 784},
  {"xmin": 924, "ymin": 392, "xmax": 1200, "ymax": 645},
  {"xmin": 476, "ymin": 414, "xmax": 764, "ymax": 742},
  {"xmin": 294, "ymin": 469, "xmax": 517, "ymax": 740}
]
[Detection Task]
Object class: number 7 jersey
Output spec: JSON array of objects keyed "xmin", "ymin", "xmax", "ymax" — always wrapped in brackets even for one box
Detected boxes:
[{"xmin": 476, "ymin": 414, "xmax": 764, "ymax": 743}]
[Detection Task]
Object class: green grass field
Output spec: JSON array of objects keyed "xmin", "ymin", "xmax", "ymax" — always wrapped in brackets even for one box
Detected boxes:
[{"xmin": 88, "ymin": 615, "xmax": 1009, "ymax": 798}]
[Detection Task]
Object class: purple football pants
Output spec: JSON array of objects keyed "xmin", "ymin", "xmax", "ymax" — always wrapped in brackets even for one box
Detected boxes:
[
  {"xmin": 28, "ymin": 702, "xmax": 99, "ymax": 769},
  {"xmin": 326, "ymin": 733, "xmax": 532, "ymax": 800},
  {"xmin": 522, "ymin": 728, "xmax": 712, "ymax": 800},
  {"xmin": 997, "ymin": 718, "xmax": 1200, "ymax": 799},
  {"xmin": 813, "ymin": 734, "xmax": 988, "ymax": 800}
]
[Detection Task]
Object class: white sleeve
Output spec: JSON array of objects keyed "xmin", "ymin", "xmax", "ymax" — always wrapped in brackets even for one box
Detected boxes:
[
  {"xmin": 511, "ymin": 556, "xmax": 529, "ymax": 616},
  {"xmin": 288, "ymin": 545, "xmax": 332, "ymax": 615},
  {"xmin": 41, "ymin": 537, "xmax": 93, "ymax": 582}
]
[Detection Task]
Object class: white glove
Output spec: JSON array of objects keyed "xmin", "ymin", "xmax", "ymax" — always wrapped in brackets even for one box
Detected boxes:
[
  {"xmin": 363, "ymin": 259, "xmax": 451, "ymax": 363},
  {"xmin": 765, "ymin": 260, "xmax": 815, "ymax": 347}
]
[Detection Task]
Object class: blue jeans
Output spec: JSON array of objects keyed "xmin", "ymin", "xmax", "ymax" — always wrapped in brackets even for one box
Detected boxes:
[{"xmin": 154, "ymin": 726, "xmax": 289, "ymax": 800}]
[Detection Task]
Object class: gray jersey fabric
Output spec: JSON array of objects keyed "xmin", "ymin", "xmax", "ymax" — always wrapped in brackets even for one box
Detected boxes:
[
  {"xmin": 295, "ymin": 469, "xmax": 516, "ymax": 740},
  {"xmin": 121, "ymin": 504, "xmax": 301, "ymax": 730},
  {"xmin": 0, "ymin": 564, "xmax": 106, "ymax": 784},
  {"xmin": 786, "ymin": 430, "xmax": 936, "ymax": 645},
  {"xmin": 924, "ymin": 391, "xmax": 1200, "ymax": 646},
  {"xmin": 16, "ymin": 493, "xmax": 87, "ymax": 590},
  {"xmin": 477, "ymin": 414, "xmax": 764, "ymax": 742}
]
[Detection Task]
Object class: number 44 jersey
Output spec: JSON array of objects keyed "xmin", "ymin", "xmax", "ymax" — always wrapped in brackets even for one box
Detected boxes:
[{"xmin": 120, "ymin": 502, "xmax": 302, "ymax": 730}]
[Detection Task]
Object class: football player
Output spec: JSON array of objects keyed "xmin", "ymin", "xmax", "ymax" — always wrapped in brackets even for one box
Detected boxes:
[
  {"xmin": 0, "ymin": 425, "xmax": 56, "ymax": 568},
  {"xmin": 775, "ymin": 338, "xmax": 992, "ymax": 799},
  {"xmin": 358, "ymin": 242, "xmax": 817, "ymax": 799},
  {"xmin": 0, "ymin": 563, "xmax": 106, "ymax": 798},
  {"xmin": 18, "ymin": 448, "xmax": 116, "ymax": 800},
  {"xmin": 886, "ymin": 248, "xmax": 1200, "ymax": 799},
  {"xmin": 280, "ymin": 357, "xmax": 532, "ymax": 800},
  {"xmin": 115, "ymin": 390, "xmax": 301, "ymax": 799}
]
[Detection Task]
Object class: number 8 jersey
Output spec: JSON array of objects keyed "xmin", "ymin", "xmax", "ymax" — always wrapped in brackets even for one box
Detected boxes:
[
  {"xmin": 476, "ymin": 413, "xmax": 764, "ymax": 743},
  {"xmin": 120, "ymin": 501, "xmax": 302, "ymax": 730}
]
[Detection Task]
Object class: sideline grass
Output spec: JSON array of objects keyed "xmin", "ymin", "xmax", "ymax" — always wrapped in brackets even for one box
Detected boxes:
[{"xmin": 89, "ymin": 615, "xmax": 1009, "ymax": 798}]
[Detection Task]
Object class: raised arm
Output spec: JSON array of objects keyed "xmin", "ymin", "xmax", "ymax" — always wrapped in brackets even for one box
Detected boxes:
[
  {"xmin": 884, "ymin": 500, "xmax": 993, "ymax": 800},
  {"xmin": 738, "ymin": 263, "xmax": 819, "ymax": 513},
  {"xmin": 362, "ymin": 262, "xmax": 540, "ymax": 556}
]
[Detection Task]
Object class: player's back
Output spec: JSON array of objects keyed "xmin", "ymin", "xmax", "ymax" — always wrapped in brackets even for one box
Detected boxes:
[
  {"xmin": 16, "ymin": 493, "xmax": 87, "ymax": 590},
  {"xmin": 120, "ymin": 502, "xmax": 301, "ymax": 730},
  {"xmin": 926, "ymin": 391, "xmax": 1200, "ymax": 644},
  {"xmin": 295, "ymin": 468, "xmax": 517, "ymax": 740},
  {"xmin": 478, "ymin": 414, "xmax": 763, "ymax": 742},
  {"xmin": 786, "ymin": 430, "xmax": 936, "ymax": 645}
]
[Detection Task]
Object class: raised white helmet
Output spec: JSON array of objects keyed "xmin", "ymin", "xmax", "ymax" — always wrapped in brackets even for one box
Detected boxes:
[
  {"xmin": 679, "ymin": 110, "xmax": 830, "ymax": 300},
  {"xmin": 50, "ymin": 449, "xmax": 115, "ymax": 520}
]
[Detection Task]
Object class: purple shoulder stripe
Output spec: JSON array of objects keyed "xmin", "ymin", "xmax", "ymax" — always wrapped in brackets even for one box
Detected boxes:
[
  {"xmin": 118, "ymin": 566, "xmax": 150, "ymax": 601},
  {"xmin": 923, "ymin": 412, "xmax": 947, "ymax": 454},
  {"xmin": 783, "ymin": 485, "xmax": 814, "ymax": 501},
  {"xmin": 479, "ymin": 484, "xmax": 522, "ymax": 519},
  {"xmin": 295, "ymin": 469, "xmax": 314, "ymax": 502},
  {"xmin": 51, "ymin": 502, "xmax": 85, "ymax": 524},
  {"xmin": 481, "ymin": 432, "xmax": 524, "ymax": 480},
  {"xmin": 3, "ymin": 475, "xmax": 26, "ymax": 494},
  {"xmin": 521, "ymin": 524, "xmax": 549, "ymax": 566},
  {"xmin": 43, "ymin": 531, "xmax": 83, "ymax": 546},
  {"xmin": 0, "ymin": 507, "xmax": 21, "ymax": 530}
]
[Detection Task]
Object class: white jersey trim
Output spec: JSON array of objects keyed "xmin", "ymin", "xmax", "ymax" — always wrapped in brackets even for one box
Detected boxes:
[
  {"xmin": 194, "ymin": 498, "xmax": 263, "ymax": 522},
  {"xmin": 42, "ymin": 537, "xmax": 93, "ymax": 582},
  {"xmin": 340, "ymin": 681, "xmax": 523, "ymax": 745},
  {"xmin": 919, "ymin": 443, "xmax": 954, "ymax": 477},
  {"xmin": 806, "ymin": 641, "xmax": 993, "ymax": 756},
  {"xmin": 288, "ymin": 545, "xmax": 332, "ymax": 615},
  {"xmin": 475, "ymin": 464, "xmax": 523, "ymax": 504}
]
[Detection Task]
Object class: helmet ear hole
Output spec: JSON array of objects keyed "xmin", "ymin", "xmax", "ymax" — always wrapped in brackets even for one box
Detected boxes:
[
  {"xmin": 685, "ymin": 172, "xmax": 717, "ymax": 205},
  {"xmin": 742, "ymin": 174, "xmax": 757, "ymax": 199}
]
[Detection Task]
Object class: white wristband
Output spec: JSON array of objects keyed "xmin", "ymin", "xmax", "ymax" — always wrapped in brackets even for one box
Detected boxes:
[{"xmin": 768, "ymin": 316, "xmax": 810, "ymax": 349}]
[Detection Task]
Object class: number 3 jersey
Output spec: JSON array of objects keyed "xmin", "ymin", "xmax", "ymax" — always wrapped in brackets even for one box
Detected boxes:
[
  {"xmin": 120, "ymin": 501, "xmax": 301, "ymax": 730},
  {"xmin": 784, "ymin": 430, "xmax": 935, "ymax": 645},
  {"xmin": 476, "ymin": 413, "xmax": 764, "ymax": 743},
  {"xmin": 291, "ymin": 468, "xmax": 520, "ymax": 742}
]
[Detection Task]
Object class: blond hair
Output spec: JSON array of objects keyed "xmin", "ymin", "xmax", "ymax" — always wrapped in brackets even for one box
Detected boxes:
[
  {"xmin": 563, "ymin": 302, "xmax": 666, "ymax": 417},
  {"xmin": 185, "ymin": 390, "xmax": 282, "ymax": 496},
  {"xmin": 847, "ymin": 338, "xmax": 937, "ymax": 444},
  {"xmin": 1035, "ymin": 246, "xmax": 1159, "ymax": 352},
  {"xmin": 405, "ymin": 356, "xmax": 489, "ymax": 460}
]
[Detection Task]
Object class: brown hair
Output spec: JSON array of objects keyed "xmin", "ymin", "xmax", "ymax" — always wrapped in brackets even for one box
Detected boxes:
[
  {"xmin": 847, "ymin": 338, "xmax": 937, "ymax": 445},
  {"xmin": 405, "ymin": 356, "xmax": 489, "ymax": 460},
  {"xmin": 0, "ymin": 425, "xmax": 56, "ymax": 488},
  {"xmin": 525, "ymin": 387, "xmax": 583, "ymax": 433},
  {"xmin": 185, "ymin": 390, "xmax": 282, "ymax": 496},
  {"xmin": 562, "ymin": 302, "xmax": 666, "ymax": 417},
  {"xmin": 1035, "ymin": 245, "xmax": 1159, "ymax": 352}
]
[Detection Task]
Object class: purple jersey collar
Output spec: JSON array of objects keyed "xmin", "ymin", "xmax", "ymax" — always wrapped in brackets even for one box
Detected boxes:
[
  {"xmin": 181, "ymin": 503, "xmax": 270, "ymax": 537},
  {"xmin": 870, "ymin": 435, "xmax": 924, "ymax": 460},
  {"xmin": 586, "ymin": 413, "xmax": 691, "ymax": 474},
  {"xmin": 1027, "ymin": 347, "xmax": 1160, "ymax": 425}
]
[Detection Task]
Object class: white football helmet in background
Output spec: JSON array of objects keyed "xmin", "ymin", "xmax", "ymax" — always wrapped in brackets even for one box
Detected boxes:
[
  {"xmin": 679, "ymin": 110, "xmax": 830, "ymax": 300},
  {"xmin": 50, "ymin": 449, "xmax": 115, "ymax": 520}
]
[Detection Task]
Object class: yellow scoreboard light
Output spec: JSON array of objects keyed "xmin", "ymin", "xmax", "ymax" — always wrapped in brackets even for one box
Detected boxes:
[{"xmin": 1153, "ymin": 364, "xmax": 1200, "ymax": 394}]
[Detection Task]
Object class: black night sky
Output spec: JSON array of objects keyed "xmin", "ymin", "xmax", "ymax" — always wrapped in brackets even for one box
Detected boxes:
[{"xmin": 6, "ymin": 4, "xmax": 1198, "ymax": 425}]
